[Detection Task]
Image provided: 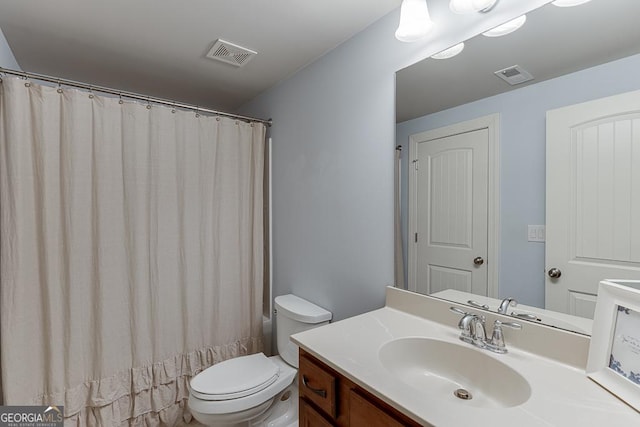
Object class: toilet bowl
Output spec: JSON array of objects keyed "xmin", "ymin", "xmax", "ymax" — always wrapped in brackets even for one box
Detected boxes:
[{"xmin": 188, "ymin": 294, "xmax": 332, "ymax": 427}]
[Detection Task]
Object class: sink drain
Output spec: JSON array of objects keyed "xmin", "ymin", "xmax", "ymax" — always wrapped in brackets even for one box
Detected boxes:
[{"xmin": 454, "ymin": 388, "xmax": 472, "ymax": 400}]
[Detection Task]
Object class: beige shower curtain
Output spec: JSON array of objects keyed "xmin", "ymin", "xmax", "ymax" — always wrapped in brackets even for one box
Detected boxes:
[{"xmin": 0, "ymin": 77, "xmax": 265, "ymax": 425}]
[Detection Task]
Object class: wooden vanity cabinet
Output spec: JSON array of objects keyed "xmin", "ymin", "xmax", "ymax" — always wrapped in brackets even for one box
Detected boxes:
[{"xmin": 298, "ymin": 349, "xmax": 424, "ymax": 427}]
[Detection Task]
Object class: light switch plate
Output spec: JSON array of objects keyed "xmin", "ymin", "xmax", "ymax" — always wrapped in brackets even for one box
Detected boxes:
[{"xmin": 528, "ymin": 225, "xmax": 545, "ymax": 242}]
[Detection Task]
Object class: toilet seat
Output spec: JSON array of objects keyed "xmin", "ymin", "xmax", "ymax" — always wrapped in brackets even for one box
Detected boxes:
[
  {"xmin": 190, "ymin": 353, "xmax": 279, "ymax": 401},
  {"xmin": 188, "ymin": 355, "xmax": 297, "ymax": 416}
]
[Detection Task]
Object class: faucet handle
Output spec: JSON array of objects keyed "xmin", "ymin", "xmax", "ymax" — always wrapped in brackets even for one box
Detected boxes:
[
  {"xmin": 467, "ymin": 300, "xmax": 490, "ymax": 310},
  {"xmin": 511, "ymin": 312, "xmax": 541, "ymax": 321},
  {"xmin": 487, "ymin": 320, "xmax": 521, "ymax": 354},
  {"xmin": 498, "ymin": 320, "xmax": 522, "ymax": 330},
  {"xmin": 449, "ymin": 306, "xmax": 468, "ymax": 316}
]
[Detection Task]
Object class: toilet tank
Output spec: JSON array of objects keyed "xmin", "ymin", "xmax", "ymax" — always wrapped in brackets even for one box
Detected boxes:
[{"xmin": 274, "ymin": 294, "xmax": 332, "ymax": 368}]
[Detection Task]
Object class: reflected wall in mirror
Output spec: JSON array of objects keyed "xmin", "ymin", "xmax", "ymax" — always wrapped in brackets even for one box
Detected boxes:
[{"xmin": 395, "ymin": 0, "xmax": 640, "ymax": 335}]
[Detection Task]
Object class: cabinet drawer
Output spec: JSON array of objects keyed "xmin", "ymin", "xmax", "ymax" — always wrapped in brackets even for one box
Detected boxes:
[
  {"xmin": 298, "ymin": 355, "xmax": 337, "ymax": 418},
  {"xmin": 299, "ymin": 397, "xmax": 335, "ymax": 427}
]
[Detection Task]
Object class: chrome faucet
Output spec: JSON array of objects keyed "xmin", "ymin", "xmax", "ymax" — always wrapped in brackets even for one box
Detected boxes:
[
  {"xmin": 498, "ymin": 297, "xmax": 517, "ymax": 314},
  {"xmin": 469, "ymin": 315, "xmax": 487, "ymax": 348},
  {"xmin": 451, "ymin": 307, "xmax": 521, "ymax": 354},
  {"xmin": 455, "ymin": 311, "xmax": 487, "ymax": 348},
  {"xmin": 457, "ymin": 313, "xmax": 476, "ymax": 344}
]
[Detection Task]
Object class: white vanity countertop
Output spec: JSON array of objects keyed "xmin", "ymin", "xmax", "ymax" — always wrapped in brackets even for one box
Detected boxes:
[{"xmin": 291, "ymin": 306, "xmax": 639, "ymax": 427}]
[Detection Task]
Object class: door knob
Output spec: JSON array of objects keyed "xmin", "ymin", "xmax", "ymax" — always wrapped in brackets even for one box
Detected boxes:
[
  {"xmin": 548, "ymin": 268, "xmax": 562, "ymax": 278},
  {"xmin": 473, "ymin": 257, "xmax": 484, "ymax": 266}
]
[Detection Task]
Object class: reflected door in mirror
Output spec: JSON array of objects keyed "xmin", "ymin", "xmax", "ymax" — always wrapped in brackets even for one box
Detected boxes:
[
  {"xmin": 546, "ymin": 89, "xmax": 640, "ymax": 317},
  {"xmin": 409, "ymin": 123, "xmax": 488, "ymax": 295}
]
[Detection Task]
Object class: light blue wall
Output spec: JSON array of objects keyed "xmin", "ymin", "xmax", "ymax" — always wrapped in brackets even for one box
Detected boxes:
[
  {"xmin": 240, "ymin": 1, "xmax": 551, "ymax": 321},
  {"xmin": 397, "ymin": 52, "xmax": 640, "ymax": 307},
  {"xmin": 0, "ymin": 27, "xmax": 20, "ymax": 69},
  {"xmin": 242, "ymin": 11, "xmax": 401, "ymax": 322}
]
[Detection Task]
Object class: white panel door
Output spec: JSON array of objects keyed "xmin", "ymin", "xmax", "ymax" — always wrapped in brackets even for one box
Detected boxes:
[
  {"xmin": 546, "ymin": 89, "xmax": 640, "ymax": 317},
  {"xmin": 414, "ymin": 129, "xmax": 489, "ymax": 295}
]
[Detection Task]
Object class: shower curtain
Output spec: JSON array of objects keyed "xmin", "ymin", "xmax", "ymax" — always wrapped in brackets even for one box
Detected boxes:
[{"xmin": 0, "ymin": 77, "xmax": 266, "ymax": 425}]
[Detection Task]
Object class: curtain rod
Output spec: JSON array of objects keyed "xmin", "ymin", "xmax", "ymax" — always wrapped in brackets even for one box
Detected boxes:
[{"xmin": 0, "ymin": 67, "xmax": 272, "ymax": 127}]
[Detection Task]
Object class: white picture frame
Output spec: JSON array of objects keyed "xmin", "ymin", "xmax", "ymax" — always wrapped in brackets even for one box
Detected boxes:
[{"xmin": 586, "ymin": 280, "xmax": 640, "ymax": 412}]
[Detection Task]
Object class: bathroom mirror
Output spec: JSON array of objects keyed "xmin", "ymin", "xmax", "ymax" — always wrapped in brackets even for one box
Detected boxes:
[{"xmin": 395, "ymin": 0, "xmax": 640, "ymax": 335}]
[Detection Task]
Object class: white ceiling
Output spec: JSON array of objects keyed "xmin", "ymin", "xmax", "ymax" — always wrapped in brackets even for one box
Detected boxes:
[
  {"xmin": 0, "ymin": 0, "xmax": 401, "ymax": 113},
  {"xmin": 396, "ymin": 0, "xmax": 640, "ymax": 122}
]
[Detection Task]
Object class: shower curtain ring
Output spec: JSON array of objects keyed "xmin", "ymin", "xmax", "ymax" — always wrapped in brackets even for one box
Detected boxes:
[
  {"xmin": 146, "ymin": 97, "xmax": 151, "ymax": 109},
  {"xmin": 171, "ymin": 102, "xmax": 176, "ymax": 114},
  {"xmin": 57, "ymin": 80, "xmax": 63, "ymax": 94},
  {"xmin": 118, "ymin": 93, "xmax": 124, "ymax": 105},
  {"xmin": 88, "ymin": 86, "xmax": 94, "ymax": 99},
  {"xmin": 195, "ymin": 107, "xmax": 200, "ymax": 118}
]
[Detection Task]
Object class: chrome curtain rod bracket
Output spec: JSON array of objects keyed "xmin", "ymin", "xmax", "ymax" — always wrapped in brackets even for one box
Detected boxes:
[{"xmin": 0, "ymin": 67, "xmax": 272, "ymax": 127}]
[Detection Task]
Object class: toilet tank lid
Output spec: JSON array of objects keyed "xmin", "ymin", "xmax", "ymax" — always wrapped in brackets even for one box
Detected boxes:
[{"xmin": 274, "ymin": 294, "xmax": 332, "ymax": 323}]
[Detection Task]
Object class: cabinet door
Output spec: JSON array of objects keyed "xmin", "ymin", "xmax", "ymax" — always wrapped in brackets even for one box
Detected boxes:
[
  {"xmin": 299, "ymin": 398, "xmax": 335, "ymax": 427},
  {"xmin": 349, "ymin": 390, "xmax": 405, "ymax": 427}
]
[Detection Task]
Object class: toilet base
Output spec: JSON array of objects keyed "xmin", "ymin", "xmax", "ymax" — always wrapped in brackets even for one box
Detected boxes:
[
  {"xmin": 190, "ymin": 382, "xmax": 299, "ymax": 427},
  {"xmin": 191, "ymin": 399, "xmax": 272, "ymax": 427},
  {"xmin": 250, "ymin": 383, "xmax": 298, "ymax": 427}
]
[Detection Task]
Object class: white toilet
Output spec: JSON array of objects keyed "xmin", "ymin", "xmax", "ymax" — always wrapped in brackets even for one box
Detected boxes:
[{"xmin": 188, "ymin": 294, "xmax": 332, "ymax": 427}]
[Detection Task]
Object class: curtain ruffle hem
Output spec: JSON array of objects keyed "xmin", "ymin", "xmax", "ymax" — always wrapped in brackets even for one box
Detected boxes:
[{"xmin": 36, "ymin": 338, "xmax": 261, "ymax": 426}]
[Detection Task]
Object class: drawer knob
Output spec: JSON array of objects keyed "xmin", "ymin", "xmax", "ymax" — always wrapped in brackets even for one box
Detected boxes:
[{"xmin": 302, "ymin": 375, "xmax": 327, "ymax": 398}]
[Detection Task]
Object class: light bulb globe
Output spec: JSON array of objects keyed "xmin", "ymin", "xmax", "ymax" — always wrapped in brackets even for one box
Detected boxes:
[
  {"xmin": 482, "ymin": 14, "xmax": 527, "ymax": 37},
  {"xmin": 396, "ymin": 0, "xmax": 434, "ymax": 42}
]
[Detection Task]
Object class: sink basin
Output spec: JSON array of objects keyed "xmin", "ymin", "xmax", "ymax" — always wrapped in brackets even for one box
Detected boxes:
[{"xmin": 379, "ymin": 337, "xmax": 531, "ymax": 408}]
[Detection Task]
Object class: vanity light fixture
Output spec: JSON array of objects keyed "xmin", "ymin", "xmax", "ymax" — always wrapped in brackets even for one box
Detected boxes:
[
  {"xmin": 395, "ymin": 0, "xmax": 434, "ymax": 42},
  {"xmin": 431, "ymin": 42, "xmax": 465, "ymax": 59},
  {"xmin": 551, "ymin": 0, "xmax": 592, "ymax": 7},
  {"xmin": 450, "ymin": 0, "xmax": 498, "ymax": 14},
  {"xmin": 482, "ymin": 14, "xmax": 526, "ymax": 37}
]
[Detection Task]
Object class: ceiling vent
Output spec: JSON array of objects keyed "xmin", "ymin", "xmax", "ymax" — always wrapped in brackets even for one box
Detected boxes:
[
  {"xmin": 494, "ymin": 65, "xmax": 534, "ymax": 85},
  {"xmin": 206, "ymin": 39, "xmax": 257, "ymax": 67}
]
